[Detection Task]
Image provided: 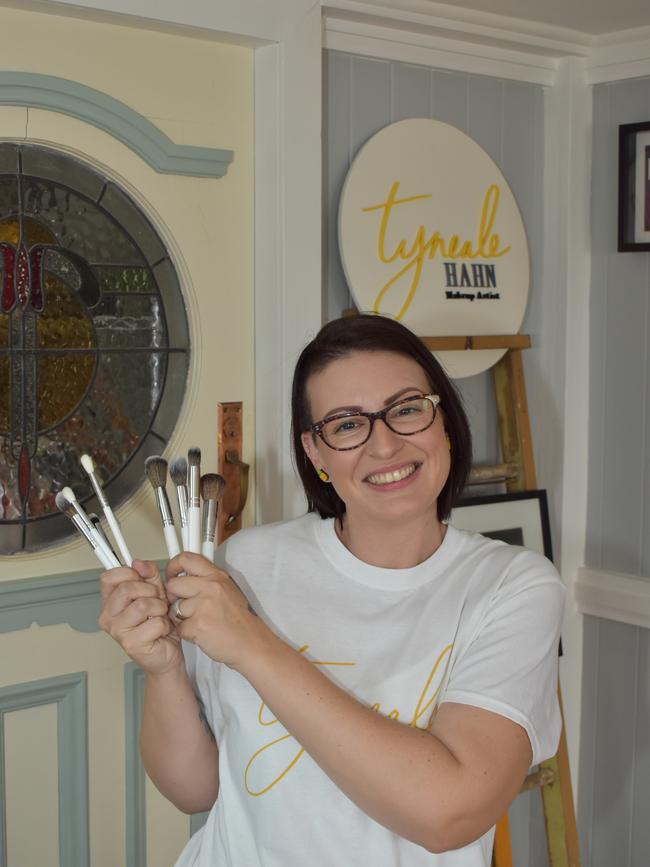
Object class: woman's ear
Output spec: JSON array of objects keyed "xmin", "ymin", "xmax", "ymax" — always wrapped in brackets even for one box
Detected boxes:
[{"xmin": 300, "ymin": 431, "xmax": 320, "ymax": 470}]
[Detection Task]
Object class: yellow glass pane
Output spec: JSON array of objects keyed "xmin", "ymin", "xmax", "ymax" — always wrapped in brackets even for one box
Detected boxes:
[
  {"xmin": 37, "ymin": 277, "xmax": 95, "ymax": 350},
  {"xmin": 0, "ymin": 217, "xmax": 56, "ymax": 246},
  {"xmin": 37, "ymin": 354, "xmax": 96, "ymax": 431}
]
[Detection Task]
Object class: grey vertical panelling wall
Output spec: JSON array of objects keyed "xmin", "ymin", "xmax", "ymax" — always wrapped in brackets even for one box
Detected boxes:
[
  {"xmin": 324, "ymin": 50, "xmax": 551, "ymax": 865},
  {"xmin": 579, "ymin": 77, "xmax": 650, "ymax": 867},
  {"xmin": 324, "ymin": 50, "xmax": 553, "ymax": 497}
]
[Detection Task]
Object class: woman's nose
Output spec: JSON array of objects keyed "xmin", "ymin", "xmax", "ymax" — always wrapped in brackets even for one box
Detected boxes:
[{"xmin": 365, "ymin": 418, "xmax": 403, "ymax": 456}]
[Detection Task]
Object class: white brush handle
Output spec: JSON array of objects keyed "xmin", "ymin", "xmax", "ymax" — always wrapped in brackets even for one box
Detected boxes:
[
  {"xmin": 91, "ymin": 530, "xmax": 122, "ymax": 568},
  {"xmin": 103, "ymin": 505, "xmax": 133, "ymax": 566},
  {"xmin": 187, "ymin": 506, "xmax": 201, "ymax": 554},
  {"xmin": 71, "ymin": 515, "xmax": 118, "ymax": 569},
  {"xmin": 163, "ymin": 524, "xmax": 181, "ymax": 560},
  {"xmin": 92, "ymin": 544, "xmax": 117, "ymax": 570},
  {"xmin": 181, "ymin": 525, "xmax": 189, "ymax": 551},
  {"xmin": 202, "ymin": 540, "xmax": 215, "ymax": 561}
]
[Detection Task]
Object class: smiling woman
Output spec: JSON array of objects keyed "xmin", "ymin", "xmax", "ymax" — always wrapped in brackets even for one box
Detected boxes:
[
  {"xmin": 292, "ymin": 314, "xmax": 472, "ymax": 529},
  {"xmin": 98, "ymin": 313, "xmax": 565, "ymax": 867}
]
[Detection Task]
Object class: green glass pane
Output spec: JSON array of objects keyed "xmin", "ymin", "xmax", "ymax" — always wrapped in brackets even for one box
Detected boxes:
[{"xmin": 96, "ymin": 265, "xmax": 156, "ymax": 294}]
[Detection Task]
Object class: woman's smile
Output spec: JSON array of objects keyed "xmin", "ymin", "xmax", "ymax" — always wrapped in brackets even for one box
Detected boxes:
[{"xmin": 364, "ymin": 461, "xmax": 421, "ymax": 487}]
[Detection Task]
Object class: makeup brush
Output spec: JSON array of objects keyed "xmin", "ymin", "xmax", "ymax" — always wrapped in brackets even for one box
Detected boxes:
[
  {"xmin": 169, "ymin": 456, "xmax": 189, "ymax": 551},
  {"xmin": 144, "ymin": 456, "xmax": 181, "ymax": 560},
  {"xmin": 57, "ymin": 490, "xmax": 120, "ymax": 569},
  {"xmin": 88, "ymin": 512, "xmax": 118, "ymax": 560},
  {"xmin": 200, "ymin": 473, "xmax": 225, "ymax": 560},
  {"xmin": 80, "ymin": 453, "xmax": 133, "ymax": 566},
  {"xmin": 56, "ymin": 493, "xmax": 116, "ymax": 570},
  {"xmin": 187, "ymin": 447, "xmax": 202, "ymax": 554}
]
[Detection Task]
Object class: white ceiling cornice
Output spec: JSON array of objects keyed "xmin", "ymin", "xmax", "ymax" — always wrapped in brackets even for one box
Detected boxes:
[
  {"xmin": 323, "ymin": 0, "xmax": 594, "ymax": 57},
  {"xmin": 323, "ymin": 0, "xmax": 650, "ymax": 85}
]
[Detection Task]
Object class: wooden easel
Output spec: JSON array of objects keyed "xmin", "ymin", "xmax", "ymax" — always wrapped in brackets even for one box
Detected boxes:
[{"xmin": 422, "ymin": 334, "xmax": 581, "ymax": 867}]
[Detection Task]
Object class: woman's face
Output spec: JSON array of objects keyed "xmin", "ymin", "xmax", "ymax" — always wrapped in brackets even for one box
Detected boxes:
[{"xmin": 300, "ymin": 351, "xmax": 450, "ymax": 528}]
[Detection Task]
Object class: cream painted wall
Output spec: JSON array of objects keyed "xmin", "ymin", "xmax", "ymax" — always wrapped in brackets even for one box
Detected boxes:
[
  {"xmin": 0, "ymin": 4, "xmax": 255, "ymax": 579},
  {"xmin": 0, "ymin": 6, "xmax": 254, "ymax": 864}
]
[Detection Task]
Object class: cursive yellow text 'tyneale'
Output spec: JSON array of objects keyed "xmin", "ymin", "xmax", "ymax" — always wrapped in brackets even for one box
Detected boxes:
[{"xmin": 361, "ymin": 181, "xmax": 511, "ymax": 319}]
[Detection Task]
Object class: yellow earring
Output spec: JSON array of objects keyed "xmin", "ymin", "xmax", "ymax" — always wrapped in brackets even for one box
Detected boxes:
[
  {"xmin": 317, "ymin": 468, "xmax": 330, "ymax": 483},
  {"xmin": 445, "ymin": 434, "xmax": 451, "ymax": 451}
]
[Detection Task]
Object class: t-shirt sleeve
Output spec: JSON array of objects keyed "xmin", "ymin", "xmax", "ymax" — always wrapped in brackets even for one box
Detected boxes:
[{"xmin": 441, "ymin": 549, "xmax": 566, "ymax": 766}]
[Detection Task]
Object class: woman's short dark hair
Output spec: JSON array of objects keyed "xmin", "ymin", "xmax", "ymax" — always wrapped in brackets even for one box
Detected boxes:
[{"xmin": 291, "ymin": 313, "xmax": 472, "ymax": 522}]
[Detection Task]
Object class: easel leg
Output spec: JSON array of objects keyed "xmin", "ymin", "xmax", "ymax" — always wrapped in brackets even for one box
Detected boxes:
[{"xmin": 492, "ymin": 813, "xmax": 514, "ymax": 867}]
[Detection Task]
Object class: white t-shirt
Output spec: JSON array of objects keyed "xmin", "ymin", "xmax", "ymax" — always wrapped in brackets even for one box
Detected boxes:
[{"xmin": 176, "ymin": 513, "xmax": 565, "ymax": 867}]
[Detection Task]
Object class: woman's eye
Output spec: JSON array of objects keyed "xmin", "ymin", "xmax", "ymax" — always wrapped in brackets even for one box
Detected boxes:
[
  {"xmin": 333, "ymin": 419, "xmax": 361, "ymax": 434},
  {"xmin": 393, "ymin": 403, "xmax": 422, "ymax": 417}
]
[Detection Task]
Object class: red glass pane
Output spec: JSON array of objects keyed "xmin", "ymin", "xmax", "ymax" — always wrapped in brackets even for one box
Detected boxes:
[
  {"xmin": 16, "ymin": 243, "xmax": 29, "ymax": 308},
  {"xmin": 18, "ymin": 444, "xmax": 30, "ymax": 503},
  {"xmin": 1, "ymin": 243, "xmax": 16, "ymax": 312}
]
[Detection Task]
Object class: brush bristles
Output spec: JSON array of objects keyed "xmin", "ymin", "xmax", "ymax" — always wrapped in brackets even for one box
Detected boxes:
[
  {"xmin": 169, "ymin": 456, "xmax": 188, "ymax": 486},
  {"xmin": 62, "ymin": 485, "xmax": 78, "ymax": 503},
  {"xmin": 187, "ymin": 447, "xmax": 201, "ymax": 467},
  {"xmin": 144, "ymin": 455, "xmax": 168, "ymax": 488},
  {"xmin": 80, "ymin": 453, "xmax": 95, "ymax": 474},
  {"xmin": 201, "ymin": 473, "xmax": 225, "ymax": 502},
  {"xmin": 55, "ymin": 491, "xmax": 74, "ymax": 517}
]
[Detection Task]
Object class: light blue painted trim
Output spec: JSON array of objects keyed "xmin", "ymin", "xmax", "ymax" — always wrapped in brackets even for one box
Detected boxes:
[
  {"xmin": 0, "ymin": 569, "xmax": 101, "ymax": 634},
  {"xmin": 124, "ymin": 662, "xmax": 210, "ymax": 856},
  {"xmin": 124, "ymin": 663, "xmax": 146, "ymax": 867},
  {"xmin": 0, "ymin": 71, "xmax": 234, "ymax": 178},
  {"xmin": 0, "ymin": 672, "xmax": 89, "ymax": 867},
  {"xmin": 190, "ymin": 810, "xmax": 209, "ymax": 836}
]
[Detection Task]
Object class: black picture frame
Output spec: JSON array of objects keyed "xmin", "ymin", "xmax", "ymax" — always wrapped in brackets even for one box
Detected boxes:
[
  {"xmin": 449, "ymin": 489, "xmax": 553, "ymax": 562},
  {"xmin": 618, "ymin": 121, "xmax": 650, "ymax": 252}
]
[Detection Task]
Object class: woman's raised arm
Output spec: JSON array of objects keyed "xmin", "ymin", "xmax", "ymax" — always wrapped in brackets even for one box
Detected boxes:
[{"xmin": 98, "ymin": 560, "xmax": 219, "ymax": 814}]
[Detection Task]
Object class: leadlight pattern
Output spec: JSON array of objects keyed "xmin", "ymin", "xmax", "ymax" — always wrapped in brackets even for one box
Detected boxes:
[{"xmin": 0, "ymin": 144, "xmax": 190, "ymax": 553}]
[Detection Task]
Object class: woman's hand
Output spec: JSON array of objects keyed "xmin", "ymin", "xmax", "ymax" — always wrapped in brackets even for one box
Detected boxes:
[
  {"xmin": 166, "ymin": 552, "xmax": 269, "ymax": 671},
  {"xmin": 98, "ymin": 559, "xmax": 182, "ymax": 675}
]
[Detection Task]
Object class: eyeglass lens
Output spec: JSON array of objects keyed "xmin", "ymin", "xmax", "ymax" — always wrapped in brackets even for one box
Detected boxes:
[{"xmin": 320, "ymin": 396, "xmax": 436, "ymax": 449}]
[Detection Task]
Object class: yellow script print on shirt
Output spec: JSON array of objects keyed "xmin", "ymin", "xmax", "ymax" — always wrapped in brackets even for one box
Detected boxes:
[{"xmin": 244, "ymin": 643, "xmax": 452, "ymax": 796}]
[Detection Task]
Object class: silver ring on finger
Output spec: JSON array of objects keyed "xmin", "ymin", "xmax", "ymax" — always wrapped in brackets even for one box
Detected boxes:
[{"xmin": 171, "ymin": 598, "xmax": 187, "ymax": 621}]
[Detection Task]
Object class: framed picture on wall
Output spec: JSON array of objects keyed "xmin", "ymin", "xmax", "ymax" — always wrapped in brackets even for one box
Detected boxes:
[
  {"xmin": 618, "ymin": 121, "xmax": 650, "ymax": 251},
  {"xmin": 449, "ymin": 489, "xmax": 553, "ymax": 561}
]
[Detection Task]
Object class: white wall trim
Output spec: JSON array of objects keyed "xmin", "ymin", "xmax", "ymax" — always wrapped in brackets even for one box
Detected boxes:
[
  {"xmin": 323, "ymin": 18, "xmax": 559, "ymax": 85},
  {"xmin": 325, "ymin": 1, "xmax": 650, "ymax": 88},
  {"xmin": 575, "ymin": 567, "xmax": 650, "ymax": 628},
  {"xmin": 323, "ymin": 0, "xmax": 593, "ymax": 56},
  {"xmin": 541, "ymin": 55, "xmax": 592, "ymax": 804},
  {"xmin": 587, "ymin": 37, "xmax": 650, "ymax": 84},
  {"xmin": 254, "ymin": 4, "xmax": 323, "ymax": 523}
]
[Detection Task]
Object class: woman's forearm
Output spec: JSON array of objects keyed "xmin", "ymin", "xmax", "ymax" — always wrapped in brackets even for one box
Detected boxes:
[
  {"xmin": 140, "ymin": 661, "xmax": 219, "ymax": 814},
  {"xmin": 238, "ymin": 629, "xmax": 528, "ymax": 853}
]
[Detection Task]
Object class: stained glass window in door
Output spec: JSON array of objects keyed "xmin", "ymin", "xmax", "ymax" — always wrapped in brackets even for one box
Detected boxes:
[{"xmin": 0, "ymin": 144, "xmax": 190, "ymax": 553}]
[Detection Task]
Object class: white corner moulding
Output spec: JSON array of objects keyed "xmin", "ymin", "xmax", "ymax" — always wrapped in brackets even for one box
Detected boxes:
[
  {"xmin": 575, "ymin": 567, "xmax": 650, "ymax": 629},
  {"xmin": 323, "ymin": 0, "xmax": 650, "ymax": 87}
]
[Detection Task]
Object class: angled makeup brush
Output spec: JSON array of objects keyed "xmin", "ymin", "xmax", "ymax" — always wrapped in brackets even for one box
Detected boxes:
[
  {"xmin": 187, "ymin": 447, "xmax": 202, "ymax": 554},
  {"xmin": 57, "ymin": 490, "xmax": 120, "ymax": 569},
  {"xmin": 169, "ymin": 456, "xmax": 189, "ymax": 551},
  {"xmin": 80, "ymin": 453, "xmax": 133, "ymax": 566},
  {"xmin": 144, "ymin": 456, "xmax": 181, "ymax": 560},
  {"xmin": 200, "ymin": 473, "xmax": 225, "ymax": 561}
]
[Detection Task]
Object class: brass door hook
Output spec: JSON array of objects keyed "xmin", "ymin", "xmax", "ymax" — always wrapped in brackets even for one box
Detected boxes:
[
  {"xmin": 217, "ymin": 402, "xmax": 247, "ymax": 543},
  {"xmin": 225, "ymin": 449, "xmax": 249, "ymax": 527}
]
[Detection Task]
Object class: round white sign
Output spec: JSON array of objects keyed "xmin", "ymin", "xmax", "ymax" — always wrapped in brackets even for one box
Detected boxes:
[{"xmin": 338, "ymin": 118, "xmax": 530, "ymax": 378}]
